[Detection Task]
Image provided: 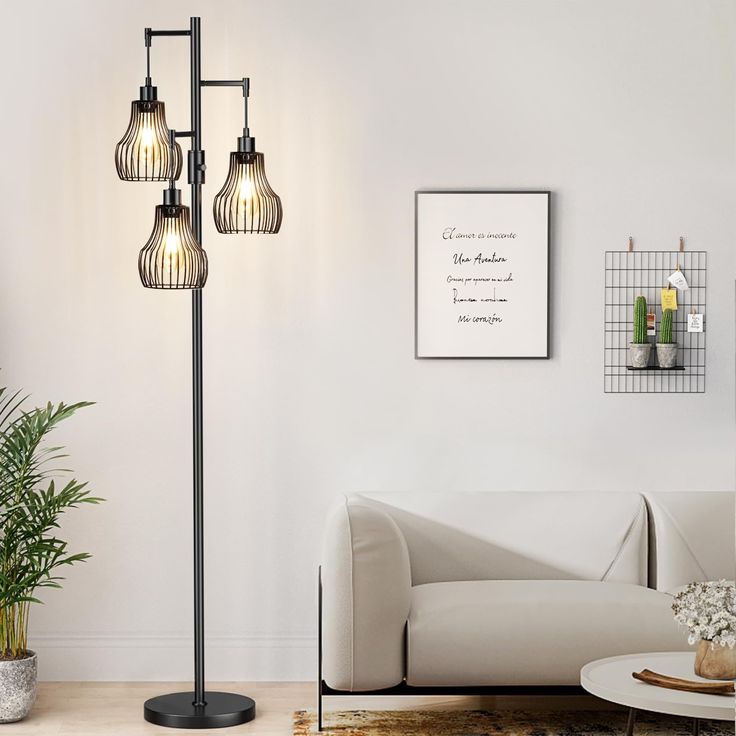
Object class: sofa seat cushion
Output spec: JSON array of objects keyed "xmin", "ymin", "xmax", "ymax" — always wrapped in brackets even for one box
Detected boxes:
[{"xmin": 407, "ymin": 580, "xmax": 688, "ymax": 686}]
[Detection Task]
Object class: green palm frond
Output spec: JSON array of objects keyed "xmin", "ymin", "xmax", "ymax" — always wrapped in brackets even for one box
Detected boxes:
[{"xmin": 0, "ymin": 387, "xmax": 101, "ymax": 658}]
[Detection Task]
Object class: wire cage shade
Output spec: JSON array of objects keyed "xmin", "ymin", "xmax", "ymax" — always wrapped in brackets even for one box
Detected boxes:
[
  {"xmin": 213, "ymin": 152, "xmax": 282, "ymax": 234},
  {"xmin": 115, "ymin": 100, "xmax": 183, "ymax": 182},
  {"xmin": 139, "ymin": 205, "xmax": 208, "ymax": 289}
]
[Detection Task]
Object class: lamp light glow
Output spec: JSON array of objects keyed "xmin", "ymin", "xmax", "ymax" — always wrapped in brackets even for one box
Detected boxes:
[
  {"xmin": 115, "ymin": 89, "xmax": 182, "ymax": 181},
  {"xmin": 138, "ymin": 191, "xmax": 208, "ymax": 289},
  {"xmin": 213, "ymin": 149, "xmax": 282, "ymax": 234}
]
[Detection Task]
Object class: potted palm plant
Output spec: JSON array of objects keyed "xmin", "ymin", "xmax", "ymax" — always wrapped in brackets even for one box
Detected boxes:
[{"xmin": 0, "ymin": 386, "xmax": 101, "ymax": 722}]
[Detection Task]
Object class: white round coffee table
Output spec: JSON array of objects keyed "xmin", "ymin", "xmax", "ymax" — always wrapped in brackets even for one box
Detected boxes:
[{"xmin": 581, "ymin": 652, "xmax": 734, "ymax": 735}]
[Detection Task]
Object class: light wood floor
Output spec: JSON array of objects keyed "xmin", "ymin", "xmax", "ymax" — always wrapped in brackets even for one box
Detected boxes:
[{"xmin": 4, "ymin": 682, "xmax": 613, "ymax": 735}]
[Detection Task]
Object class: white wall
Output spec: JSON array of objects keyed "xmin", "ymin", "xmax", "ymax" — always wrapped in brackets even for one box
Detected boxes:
[{"xmin": 0, "ymin": 0, "xmax": 734, "ymax": 681}]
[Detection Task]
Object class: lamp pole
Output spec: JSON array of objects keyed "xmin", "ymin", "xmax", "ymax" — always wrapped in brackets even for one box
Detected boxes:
[
  {"xmin": 188, "ymin": 16, "xmax": 206, "ymax": 711},
  {"xmin": 140, "ymin": 17, "xmax": 257, "ymax": 729}
]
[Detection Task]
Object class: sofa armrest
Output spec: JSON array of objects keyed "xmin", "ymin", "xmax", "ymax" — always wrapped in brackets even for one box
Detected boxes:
[
  {"xmin": 321, "ymin": 496, "xmax": 412, "ymax": 691},
  {"xmin": 644, "ymin": 491, "xmax": 735, "ymax": 591}
]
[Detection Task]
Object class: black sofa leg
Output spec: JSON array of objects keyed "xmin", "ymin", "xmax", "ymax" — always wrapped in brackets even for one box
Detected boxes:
[
  {"xmin": 317, "ymin": 566, "xmax": 323, "ymax": 732},
  {"xmin": 318, "ymin": 680, "xmax": 323, "ymax": 732}
]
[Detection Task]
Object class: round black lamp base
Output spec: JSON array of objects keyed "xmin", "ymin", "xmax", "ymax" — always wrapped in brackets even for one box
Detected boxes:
[{"xmin": 144, "ymin": 691, "xmax": 256, "ymax": 729}]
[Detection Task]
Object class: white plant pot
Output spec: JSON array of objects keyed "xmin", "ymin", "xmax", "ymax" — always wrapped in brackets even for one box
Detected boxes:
[
  {"xmin": 628, "ymin": 342, "xmax": 651, "ymax": 369},
  {"xmin": 0, "ymin": 651, "xmax": 37, "ymax": 723}
]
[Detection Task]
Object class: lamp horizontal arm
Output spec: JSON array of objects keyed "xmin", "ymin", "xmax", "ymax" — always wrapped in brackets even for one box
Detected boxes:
[
  {"xmin": 143, "ymin": 27, "xmax": 191, "ymax": 82},
  {"xmin": 146, "ymin": 29, "xmax": 191, "ymax": 40},
  {"xmin": 201, "ymin": 79, "xmax": 250, "ymax": 98},
  {"xmin": 201, "ymin": 79, "xmax": 251, "ymax": 135},
  {"xmin": 201, "ymin": 79, "xmax": 247, "ymax": 88},
  {"xmin": 174, "ymin": 130, "xmax": 195, "ymax": 138}
]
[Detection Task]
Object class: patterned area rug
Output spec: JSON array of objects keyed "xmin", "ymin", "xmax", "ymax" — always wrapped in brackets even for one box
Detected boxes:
[{"xmin": 293, "ymin": 710, "xmax": 734, "ymax": 735}]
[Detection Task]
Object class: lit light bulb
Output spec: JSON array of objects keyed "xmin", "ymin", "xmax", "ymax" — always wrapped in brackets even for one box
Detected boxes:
[
  {"xmin": 238, "ymin": 172, "xmax": 253, "ymax": 203},
  {"xmin": 162, "ymin": 223, "xmax": 182, "ymax": 273},
  {"xmin": 164, "ymin": 230, "xmax": 181, "ymax": 261},
  {"xmin": 139, "ymin": 119, "xmax": 155, "ymax": 159},
  {"xmin": 237, "ymin": 169, "xmax": 260, "ymax": 221}
]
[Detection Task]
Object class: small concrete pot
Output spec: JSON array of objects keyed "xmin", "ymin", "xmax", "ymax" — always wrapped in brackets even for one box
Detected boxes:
[
  {"xmin": 0, "ymin": 651, "xmax": 37, "ymax": 723},
  {"xmin": 628, "ymin": 342, "xmax": 651, "ymax": 369},
  {"xmin": 695, "ymin": 639, "xmax": 736, "ymax": 680},
  {"xmin": 656, "ymin": 342, "xmax": 678, "ymax": 369}
]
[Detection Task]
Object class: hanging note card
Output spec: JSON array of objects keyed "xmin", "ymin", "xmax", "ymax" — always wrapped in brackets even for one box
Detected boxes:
[
  {"xmin": 647, "ymin": 312, "xmax": 656, "ymax": 336},
  {"xmin": 661, "ymin": 288, "xmax": 678, "ymax": 310},
  {"xmin": 688, "ymin": 313, "xmax": 703, "ymax": 333},
  {"xmin": 667, "ymin": 269, "xmax": 689, "ymax": 290}
]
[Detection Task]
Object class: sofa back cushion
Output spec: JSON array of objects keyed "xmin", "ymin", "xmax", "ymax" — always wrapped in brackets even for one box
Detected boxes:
[
  {"xmin": 354, "ymin": 492, "xmax": 647, "ymax": 586},
  {"xmin": 645, "ymin": 492, "xmax": 735, "ymax": 592}
]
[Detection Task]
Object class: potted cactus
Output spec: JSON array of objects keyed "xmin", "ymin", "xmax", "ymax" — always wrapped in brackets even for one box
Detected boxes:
[
  {"xmin": 628, "ymin": 295, "xmax": 651, "ymax": 368},
  {"xmin": 656, "ymin": 308, "xmax": 677, "ymax": 369}
]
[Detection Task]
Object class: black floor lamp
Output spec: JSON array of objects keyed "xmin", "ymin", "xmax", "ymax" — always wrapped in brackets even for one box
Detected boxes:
[{"xmin": 114, "ymin": 16, "xmax": 282, "ymax": 729}]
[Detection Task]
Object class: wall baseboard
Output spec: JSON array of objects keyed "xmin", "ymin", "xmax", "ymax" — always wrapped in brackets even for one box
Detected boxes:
[{"xmin": 31, "ymin": 633, "xmax": 316, "ymax": 681}]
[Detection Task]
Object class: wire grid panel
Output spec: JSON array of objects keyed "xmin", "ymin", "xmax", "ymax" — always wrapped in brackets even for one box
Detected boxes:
[{"xmin": 604, "ymin": 251, "xmax": 706, "ymax": 393}]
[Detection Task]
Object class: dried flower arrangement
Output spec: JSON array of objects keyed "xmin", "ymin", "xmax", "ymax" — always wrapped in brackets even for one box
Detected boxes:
[{"xmin": 672, "ymin": 580, "xmax": 736, "ymax": 649}]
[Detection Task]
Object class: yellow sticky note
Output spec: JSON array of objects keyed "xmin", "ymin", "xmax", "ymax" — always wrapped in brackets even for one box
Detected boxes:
[{"xmin": 661, "ymin": 288, "xmax": 678, "ymax": 310}]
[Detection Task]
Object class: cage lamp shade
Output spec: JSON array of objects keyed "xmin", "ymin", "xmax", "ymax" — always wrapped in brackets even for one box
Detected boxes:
[
  {"xmin": 213, "ymin": 142, "xmax": 282, "ymax": 234},
  {"xmin": 115, "ymin": 88, "xmax": 182, "ymax": 182},
  {"xmin": 139, "ymin": 191, "xmax": 208, "ymax": 289}
]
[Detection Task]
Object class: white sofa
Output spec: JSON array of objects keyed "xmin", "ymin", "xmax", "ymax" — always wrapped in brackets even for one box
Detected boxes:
[{"xmin": 320, "ymin": 491, "xmax": 734, "ymax": 693}]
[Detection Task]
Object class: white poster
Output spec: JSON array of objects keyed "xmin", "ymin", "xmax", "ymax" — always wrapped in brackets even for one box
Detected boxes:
[{"xmin": 415, "ymin": 191, "xmax": 550, "ymax": 358}]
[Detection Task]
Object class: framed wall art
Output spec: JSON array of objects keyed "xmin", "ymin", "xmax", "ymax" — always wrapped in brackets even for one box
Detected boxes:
[{"xmin": 415, "ymin": 190, "xmax": 550, "ymax": 359}]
